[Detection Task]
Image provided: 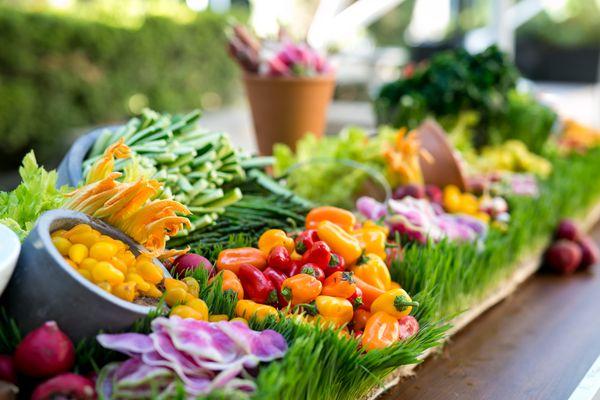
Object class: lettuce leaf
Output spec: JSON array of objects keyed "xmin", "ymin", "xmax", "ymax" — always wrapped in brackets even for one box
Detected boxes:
[
  {"xmin": 273, "ymin": 127, "xmax": 395, "ymax": 208},
  {"xmin": 0, "ymin": 152, "xmax": 67, "ymax": 240}
]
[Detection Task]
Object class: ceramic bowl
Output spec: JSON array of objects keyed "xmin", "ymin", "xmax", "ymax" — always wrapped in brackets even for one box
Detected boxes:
[
  {"xmin": 4, "ymin": 209, "xmax": 169, "ymax": 341},
  {"xmin": 416, "ymin": 119, "xmax": 467, "ymax": 191},
  {"xmin": 56, "ymin": 126, "xmax": 114, "ymax": 188},
  {"xmin": 0, "ymin": 224, "xmax": 20, "ymax": 297}
]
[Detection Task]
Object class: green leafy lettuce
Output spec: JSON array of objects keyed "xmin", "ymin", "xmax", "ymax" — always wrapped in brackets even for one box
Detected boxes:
[
  {"xmin": 273, "ymin": 127, "xmax": 395, "ymax": 208},
  {"xmin": 0, "ymin": 152, "xmax": 67, "ymax": 239}
]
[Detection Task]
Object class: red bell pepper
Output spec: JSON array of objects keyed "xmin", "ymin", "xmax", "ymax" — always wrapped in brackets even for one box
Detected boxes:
[
  {"xmin": 237, "ymin": 264, "xmax": 277, "ymax": 305},
  {"xmin": 263, "ymin": 267, "xmax": 288, "ymax": 307},
  {"xmin": 323, "ymin": 252, "xmax": 345, "ymax": 277},
  {"xmin": 299, "ymin": 263, "xmax": 325, "ymax": 283},
  {"xmin": 302, "ymin": 241, "xmax": 331, "ymax": 269},
  {"xmin": 267, "ymin": 245, "xmax": 293, "ymax": 275},
  {"xmin": 294, "ymin": 229, "xmax": 320, "ymax": 255},
  {"xmin": 348, "ymin": 286, "xmax": 364, "ymax": 310}
]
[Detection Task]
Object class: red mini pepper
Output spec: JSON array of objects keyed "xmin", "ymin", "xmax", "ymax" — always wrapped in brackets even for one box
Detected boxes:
[
  {"xmin": 323, "ymin": 252, "xmax": 345, "ymax": 277},
  {"xmin": 294, "ymin": 229, "xmax": 320, "ymax": 255},
  {"xmin": 267, "ymin": 246, "xmax": 293, "ymax": 275},
  {"xmin": 237, "ymin": 264, "xmax": 277, "ymax": 305},
  {"xmin": 348, "ymin": 286, "xmax": 364, "ymax": 310},
  {"xmin": 263, "ymin": 267, "xmax": 288, "ymax": 306},
  {"xmin": 300, "ymin": 263, "xmax": 325, "ymax": 283},
  {"xmin": 302, "ymin": 241, "xmax": 332, "ymax": 268}
]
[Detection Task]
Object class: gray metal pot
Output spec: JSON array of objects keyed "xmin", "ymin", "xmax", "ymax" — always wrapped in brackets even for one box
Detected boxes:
[{"xmin": 5, "ymin": 209, "xmax": 169, "ymax": 341}]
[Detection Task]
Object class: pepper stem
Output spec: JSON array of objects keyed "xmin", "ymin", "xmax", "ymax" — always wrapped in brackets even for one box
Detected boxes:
[
  {"xmin": 280, "ymin": 287, "xmax": 292, "ymax": 302},
  {"xmin": 293, "ymin": 302, "xmax": 318, "ymax": 316},
  {"xmin": 356, "ymin": 252, "xmax": 369, "ymax": 265},
  {"xmin": 267, "ymin": 290, "xmax": 279, "ymax": 306},
  {"xmin": 393, "ymin": 296, "xmax": 419, "ymax": 311}
]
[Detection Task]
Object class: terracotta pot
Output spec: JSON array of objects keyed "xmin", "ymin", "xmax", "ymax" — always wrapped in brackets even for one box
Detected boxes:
[{"xmin": 243, "ymin": 73, "xmax": 335, "ymax": 155}]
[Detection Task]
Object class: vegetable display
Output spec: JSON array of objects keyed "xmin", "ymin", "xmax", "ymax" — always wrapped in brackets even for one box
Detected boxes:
[
  {"xmin": 207, "ymin": 205, "xmax": 422, "ymax": 352},
  {"xmin": 82, "ymin": 109, "xmax": 312, "ymax": 251},
  {"xmin": 1, "ymin": 45, "xmax": 600, "ymax": 400}
]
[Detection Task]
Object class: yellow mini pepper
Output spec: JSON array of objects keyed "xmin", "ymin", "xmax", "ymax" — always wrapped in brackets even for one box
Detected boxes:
[
  {"xmin": 258, "ymin": 229, "xmax": 295, "ymax": 255},
  {"xmin": 352, "ymin": 227, "xmax": 387, "ymax": 260},
  {"xmin": 370, "ymin": 288, "xmax": 419, "ymax": 319},
  {"xmin": 313, "ymin": 296, "xmax": 354, "ymax": 328},
  {"xmin": 317, "ymin": 221, "xmax": 362, "ymax": 265},
  {"xmin": 235, "ymin": 299, "xmax": 279, "ymax": 322},
  {"xmin": 351, "ymin": 253, "xmax": 391, "ymax": 291}
]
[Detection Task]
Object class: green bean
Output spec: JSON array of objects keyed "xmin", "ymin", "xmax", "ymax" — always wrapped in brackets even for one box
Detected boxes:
[
  {"xmin": 190, "ymin": 189, "xmax": 224, "ymax": 206},
  {"xmin": 155, "ymin": 153, "xmax": 177, "ymax": 163}
]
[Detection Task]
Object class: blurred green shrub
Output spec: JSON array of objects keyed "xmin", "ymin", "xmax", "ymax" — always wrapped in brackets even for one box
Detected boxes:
[{"xmin": 0, "ymin": 7, "xmax": 239, "ymax": 167}]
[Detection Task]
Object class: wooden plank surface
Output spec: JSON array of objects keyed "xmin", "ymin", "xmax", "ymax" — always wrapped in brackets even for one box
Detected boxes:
[{"xmin": 381, "ymin": 222, "xmax": 600, "ymax": 400}]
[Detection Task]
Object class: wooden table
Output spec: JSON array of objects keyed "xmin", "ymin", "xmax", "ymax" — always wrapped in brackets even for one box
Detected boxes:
[{"xmin": 382, "ymin": 223, "xmax": 600, "ymax": 400}]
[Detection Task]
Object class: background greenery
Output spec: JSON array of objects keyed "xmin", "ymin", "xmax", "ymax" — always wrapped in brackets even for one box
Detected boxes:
[{"xmin": 0, "ymin": 6, "xmax": 240, "ymax": 168}]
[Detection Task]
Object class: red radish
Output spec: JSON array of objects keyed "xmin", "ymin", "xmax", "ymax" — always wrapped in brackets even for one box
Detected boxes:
[
  {"xmin": 398, "ymin": 316, "xmax": 420, "ymax": 340},
  {"xmin": 31, "ymin": 373, "xmax": 95, "ymax": 400},
  {"xmin": 577, "ymin": 236, "xmax": 599, "ymax": 269},
  {"xmin": 393, "ymin": 184, "xmax": 425, "ymax": 200},
  {"xmin": 555, "ymin": 219, "xmax": 580, "ymax": 241},
  {"xmin": 425, "ymin": 184, "xmax": 443, "ymax": 204},
  {"xmin": 172, "ymin": 253, "xmax": 213, "ymax": 277},
  {"xmin": 544, "ymin": 240, "xmax": 582, "ymax": 274},
  {"xmin": 0, "ymin": 355, "xmax": 17, "ymax": 384},
  {"xmin": 14, "ymin": 321, "xmax": 75, "ymax": 378}
]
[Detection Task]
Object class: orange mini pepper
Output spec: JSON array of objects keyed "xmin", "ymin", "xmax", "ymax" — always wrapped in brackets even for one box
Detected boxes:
[
  {"xmin": 361, "ymin": 311, "xmax": 401, "ymax": 351},
  {"xmin": 306, "ymin": 206, "xmax": 356, "ymax": 232},
  {"xmin": 281, "ymin": 274, "xmax": 322, "ymax": 306},
  {"xmin": 216, "ymin": 247, "xmax": 267, "ymax": 274},
  {"xmin": 317, "ymin": 221, "xmax": 362, "ymax": 265},
  {"xmin": 353, "ymin": 275, "xmax": 386, "ymax": 309},
  {"xmin": 321, "ymin": 271, "xmax": 356, "ymax": 299},
  {"xmin": 258, "ymin": 229, "xmax": 295, "ymax": 255},
  {"xmin": 216, "ymin": 270, "xmax": 244, "ymax": 300}
]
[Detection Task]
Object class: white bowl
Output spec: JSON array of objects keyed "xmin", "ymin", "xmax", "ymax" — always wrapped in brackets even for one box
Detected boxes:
[{"xmin": 0, "ymin": 224, "xmax": 20, "ymax": 296}]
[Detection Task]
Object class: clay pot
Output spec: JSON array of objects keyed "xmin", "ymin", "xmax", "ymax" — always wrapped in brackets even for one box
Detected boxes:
[
  {"xmin": 243, "ymin": 73, "xmax": 335, "ymax": 155},
  {"xmin": 416, "ymin": 119, "xmax": 467, "ymax": 191}
]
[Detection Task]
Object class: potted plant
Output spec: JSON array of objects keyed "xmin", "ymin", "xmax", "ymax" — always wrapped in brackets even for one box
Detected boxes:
[{"xmin": 228, "ymin": 26, "xmax": 335, "ymax": 155}]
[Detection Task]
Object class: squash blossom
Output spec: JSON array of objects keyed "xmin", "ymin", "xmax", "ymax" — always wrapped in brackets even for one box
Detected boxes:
[
  {"xmin": 382, "ymin": 128, "xmax": 431, "ymax": 187},
  {"xmin": 64, "ymin": 139, "xmax": 190, "ymax": 257}
]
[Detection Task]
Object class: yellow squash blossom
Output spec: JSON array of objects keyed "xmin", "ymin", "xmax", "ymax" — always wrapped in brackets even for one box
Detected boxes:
[{"xmin": 64, "ymin": 140, "xmax": 190, "ymax": 257}]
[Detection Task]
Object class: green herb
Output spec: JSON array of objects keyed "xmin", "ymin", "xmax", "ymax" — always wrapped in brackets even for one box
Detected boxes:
[
  {"xmin": 0, "ymin": 151, "xmax": 67, "ymax": 240},
  {"xmin": 273, "ymin": 127, "xmax": 394, "ymax": 208}
]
